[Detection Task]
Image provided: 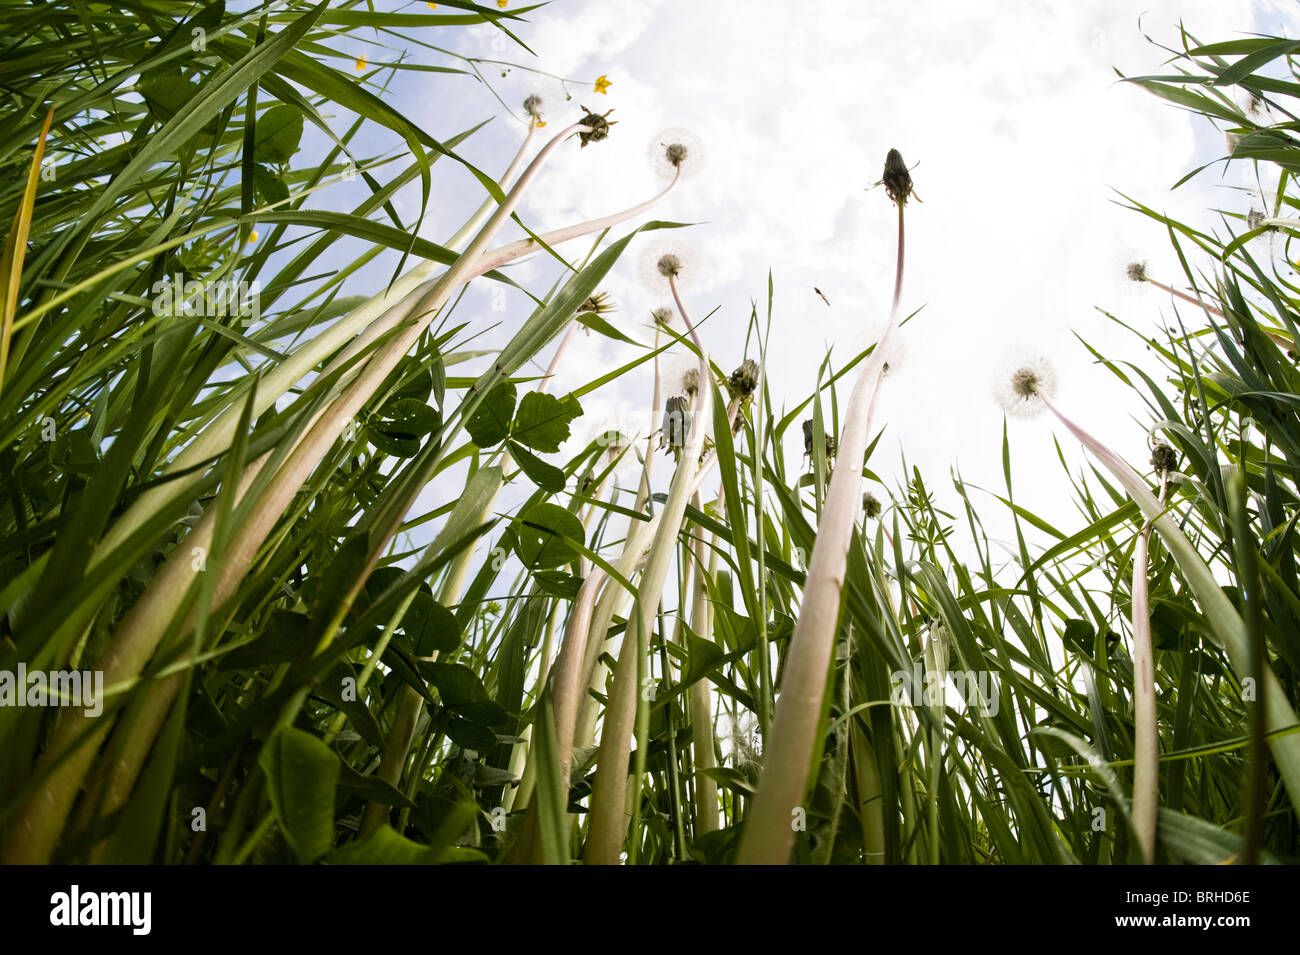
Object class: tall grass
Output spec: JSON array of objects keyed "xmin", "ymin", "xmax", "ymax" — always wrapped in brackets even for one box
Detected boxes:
[{"xmin": 1, "ymin": 5, "xmax": 1297, "ymax": 865}]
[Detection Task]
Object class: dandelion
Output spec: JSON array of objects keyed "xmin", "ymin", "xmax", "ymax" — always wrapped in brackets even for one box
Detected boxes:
[
  {"xmin": 802, "ymin": 418, "xmax": 837, "ymax": 462},
  {"xmin": 523, "ymin": 94, "xmax": 544, "ymax": 126},
  {"xmin": 660, "ymin": 395, "xmax": 692, "ymax": 451},
  {"xmin": 648, "ymin": 128, "xmax": 704, "ymax": 182},
  {"xmin": 594, "ymin": 74, "xmax": 612, "ymax": 95},
  {"xmin": 863, "ymin": 492, "xmax": 882, "ymax": 519},
  {"xmin": 875, "ymin": 147, "xmax": 917, "ymax": 204},
  {"xmin": 577, "ymin": 291, "xmax": 616, "ymax": 315},
  {"xmin": 638, "ymin": 238, "xmax": 696, "ymax": 292},
  {"xmin": 577, "ymin": 106, "xmax": 616, "ymax": 147},
  {"xmin": 498, "ymin": 0, "xmax": 508, "ymax": 7},
  {"xmin": 1150, "ymin": 440, "xmax": 1179, "ymax": 475},
  {"xmin": 994, "ymin": 352, "xmax": 1057, "ymax": 418},
  {"xmin": 727, "ymin": 358, "xmax": 761, "ymax": 401},
  {"xmin": 1125, "ymin": 261, "xmax": 1148, "ymax": 283}
]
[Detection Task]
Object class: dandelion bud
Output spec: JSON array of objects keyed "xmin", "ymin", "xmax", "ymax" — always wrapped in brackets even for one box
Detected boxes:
[
  {"xmin": 661, "ymin": 396, "xmax": 692, "ymax": 451},
  {"xmin": 863, "ymin": 492, "xmax": 882, "ymax": 519},
  {"xmin": 880, "ymin": 148, "xmax": 914, "ymax": 205},
  {"xmin": 1150, "ymin": 441, "xmax": 1178, "ymax": 475},
  {"xmin": 727, "ymin": 359, "xmax": 761, "ymax": 400},
  {"xmin": 1125, "ymin": 261, "xmax": 1148, "ymax": 283}
]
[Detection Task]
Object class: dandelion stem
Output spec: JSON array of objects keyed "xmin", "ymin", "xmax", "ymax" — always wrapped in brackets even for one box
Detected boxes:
[{"xmin": 738, "ymin": 197, "xmax": 906, "ymax": 865}]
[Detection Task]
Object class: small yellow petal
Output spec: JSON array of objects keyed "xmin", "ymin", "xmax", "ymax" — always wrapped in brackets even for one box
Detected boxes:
[
  {"xmin": 497, "ymin": 0, "xmax": 508, "ymax": 7},
  {"xmin": 248, "ymin": 230, "xmax": 259, "ymax": 243},
  {"xmin": 355, "ymin": 55, "xmax": 366, "ymax": 71},
  {"xmin": 427, "ymin": 2, "xmax": 436, "ymax": 6},
  {"xmin": 594, "ymin": 74, "xmax": 611, "ymax": 94},
  {"xmin": 536, "ymin": 119, "xmax": 546, "ymax": 127}
]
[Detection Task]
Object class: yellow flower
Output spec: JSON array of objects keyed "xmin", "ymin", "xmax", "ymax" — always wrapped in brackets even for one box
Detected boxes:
[
  {"xmin": 536, "ymin": 119, "xmax": 546, "ymax": 127},
  {"xmin": 427, "ymin": 2, "xmax": 436, "ymax": 6},
  {"xmin": 355, "ymin": 54, "xmax": 367, "ymax": 71},
  {"xmin": 594, "ymin": 74, "xmax": 611, "ymax": 94},
  {"xmin": 497, "ymin": 0, "xmax": 508, "ymax": 7},
  {"xmin": 248, "ymin": 230, "xmax": 259, "ymax": 244}
]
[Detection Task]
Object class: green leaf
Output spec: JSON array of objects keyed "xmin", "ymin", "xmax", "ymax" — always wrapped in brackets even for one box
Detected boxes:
[
  {"xmin": 510, "ymin": 391, "xmax": 582, "ymax": 452},
  {"xmin": 254, "ymin": 104, "xmax": 304, "ymax": 163},
  {"xmin": 508, "ymin": 440, "xmax": 564, "ymax": 492},
  {"xmin": 421, "ymin": 662, "xmax": 507, "ymax": 726},
  {"xmin": 325, "ymin": 825, "xmax": 438, "ymax": 864},
  {"xmin": 466, "ymin": 380, "xmax": 516, "ymax": 448},
  {"xmin": 445, "ymin": 716, "xmax": 498, "ymax": 752},
  {"xmin": 514, "ymin": 502, "xmax": 584, "ymax": 569},
  {"xmin": 403, "ymin": 591, "xmax": 461, "ymax": 654},
  {"xmin": 258, "ymin": 726, "xmax": 340, "ymax": 863}
]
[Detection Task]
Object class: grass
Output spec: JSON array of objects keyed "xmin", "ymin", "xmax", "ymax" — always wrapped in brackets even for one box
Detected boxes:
[{"xmin": 0, "ymin": 3, "xmax": 1298, "ymax": 865}]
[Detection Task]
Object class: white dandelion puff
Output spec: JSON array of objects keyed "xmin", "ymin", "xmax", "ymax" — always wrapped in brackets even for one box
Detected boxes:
[
  {"xmin": 647, "ymin": 127, "xmax": 705, "ymax": 182},
  {"xmin": 993, "ymin": 350, "xmax": 1057, "ymax": 418}
]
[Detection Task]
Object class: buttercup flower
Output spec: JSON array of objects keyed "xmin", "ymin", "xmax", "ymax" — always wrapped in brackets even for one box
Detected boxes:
[{"xmin": 594, "ymin": 74, "xmax": 612, "ymax": 95}]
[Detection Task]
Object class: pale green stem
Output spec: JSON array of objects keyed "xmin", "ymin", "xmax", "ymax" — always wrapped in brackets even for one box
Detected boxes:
[{"xmin": 737, "ymin": 201, "xmax": 906, "ymax": 865}]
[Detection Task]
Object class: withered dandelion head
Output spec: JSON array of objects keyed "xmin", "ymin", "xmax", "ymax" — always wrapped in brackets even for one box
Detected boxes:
[
  {"xmin": 577, "ymin": 107, "xmax": 616, "ymax": 147},
  {"xmin": 1150, "ymin": 440, "xmax": 1179, "ymax": 475},
  {"xmin": 1247, "ymin": 208, "xmax": 1267, "ymax": 231},
  {"xmin": 1126, "ymin": 261, "xmax": 1148, "ymax": 283},
  {"xmin": 523, "ymin": 94, "xmax": 544, "ymax": 120},
  {"xmin": 727, "ymin": 359, "xmax": 761, "ymax": 400},
  {"xmin": 577, "ymin": 291, "xmax": 615, "ymax": 315},
  {"xmin": 863, "ymin": 492, "xmax": 882, "ymax": 519}
]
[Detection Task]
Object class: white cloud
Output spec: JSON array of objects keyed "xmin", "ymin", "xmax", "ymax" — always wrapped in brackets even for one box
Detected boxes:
[{"xmin": 389, "ymin": 0, "xmax": 1300, "ymax": 551}]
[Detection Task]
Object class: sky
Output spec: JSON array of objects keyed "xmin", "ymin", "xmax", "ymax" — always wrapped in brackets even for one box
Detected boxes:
[{"xmin": 328, "ymin": 0, "xmax": 1300, "ymax": 568}]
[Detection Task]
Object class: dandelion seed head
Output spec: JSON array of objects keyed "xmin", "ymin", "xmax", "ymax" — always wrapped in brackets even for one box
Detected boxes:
[
  {"xmin": 638, "ymin": 238, "xmax": 697, "ymax": 291},
  {"xmin": 994, "ymin": 351, "xmax": 1057, "ymax": 418},
  {"xmin": 647, "ymin": 127, "xmax": 704, "ymax": 181},
  {"xmin": 523, "ymin": 94, "xmax": 544, "ymax": 119},
  {"xmin": 1126, "ymin": 261, "xmax": 1148, "ymax": 283}
]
